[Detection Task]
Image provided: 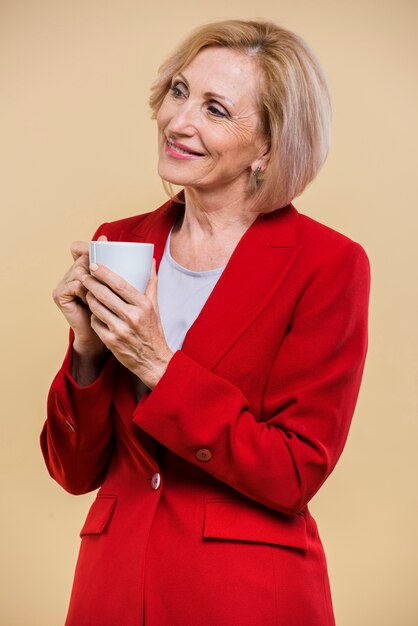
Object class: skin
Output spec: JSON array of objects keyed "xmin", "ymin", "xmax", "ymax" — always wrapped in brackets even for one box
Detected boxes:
[
  {"xmin": 52, "ymin": 238, "xmax": 109, "ymax": 385},
  {"xmin": 53, "ymin": 47, "xmax": 270, "ymax": 388}
]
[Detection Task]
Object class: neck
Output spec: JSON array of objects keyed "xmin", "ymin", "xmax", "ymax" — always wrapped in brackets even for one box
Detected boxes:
[
  {"xmin": 169, "ymin": 187, "xmax": 261, "ymax": 271},
  {"xmin": 178, "ymin": 187, "xmax": 259, "ymax": 239}
]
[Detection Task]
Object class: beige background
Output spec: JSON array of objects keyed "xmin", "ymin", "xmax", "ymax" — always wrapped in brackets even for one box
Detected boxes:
[{"xmin": 1, "ymin": 0, "xmax": 417, "ymax": 624}]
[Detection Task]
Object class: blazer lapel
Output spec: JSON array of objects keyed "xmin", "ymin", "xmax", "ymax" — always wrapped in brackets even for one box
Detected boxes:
[
  {"xmin": 109, "ymin": 199, "xmax": 178, "ymax": 454},
  {"xmin": 115, "ymin": 198, "xmax": 301, "ymax": 372},
  {"xmin": 181, "ymin": 205, "xmax": 301, "ymax": 370},
  {"xmin": 122, "ymin": 199, "xmax": 180, "ymax": 269}
]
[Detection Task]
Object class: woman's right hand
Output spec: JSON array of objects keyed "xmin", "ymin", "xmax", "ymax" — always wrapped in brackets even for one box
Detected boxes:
[{"xmin": 52, "ymin": 238, "xmax": 107, "ymax": 359}]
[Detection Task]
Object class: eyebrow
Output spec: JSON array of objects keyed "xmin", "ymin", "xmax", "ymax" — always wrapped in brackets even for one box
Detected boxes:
[
  {"xmin": 176, "ymin": 73, "xmax": 236, "ymax": 107},
  {"xmin": 204, "ymin": 91, "xmax": 235, "ymax": 107}
]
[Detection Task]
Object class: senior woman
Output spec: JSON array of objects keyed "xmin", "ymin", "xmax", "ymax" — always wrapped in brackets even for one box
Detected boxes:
[{"xmin": 41, "ymin": 19, "xmax": 369, "ymax": 626}]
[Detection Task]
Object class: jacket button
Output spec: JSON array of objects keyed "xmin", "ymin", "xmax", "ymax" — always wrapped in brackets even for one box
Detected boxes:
[
  {"xmin": 196, "ymin": 449, "xmax": 212, "ymax": 462},
  {"xmin": 150, "ymin": 473, "xmax": 161, "ymax": 490}
]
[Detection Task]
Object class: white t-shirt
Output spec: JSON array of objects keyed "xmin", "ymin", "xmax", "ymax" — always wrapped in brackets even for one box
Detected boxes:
[{"xmin": 157, "ymin": 230, "xmax": 225, "ymax": 352}]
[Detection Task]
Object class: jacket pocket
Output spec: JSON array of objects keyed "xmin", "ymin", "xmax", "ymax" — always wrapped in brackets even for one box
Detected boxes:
[
  {"xmin": 203, "ymin": 499, "xmax": 307, "ymax": 550},
  {"xmin": 80, "ymin": 494, "xmax": 117, "ymax": 537}
]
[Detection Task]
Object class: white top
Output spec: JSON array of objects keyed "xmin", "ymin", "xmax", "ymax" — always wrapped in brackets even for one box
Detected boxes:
[{"xmin": 157, "ymin": 230, "xmax": 225, "ymax": 352}]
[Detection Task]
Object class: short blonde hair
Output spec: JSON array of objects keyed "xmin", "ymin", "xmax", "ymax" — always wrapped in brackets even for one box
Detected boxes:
[{"xmin": 149, "ymin": 20, "xmax": 331, "ymax": 211}]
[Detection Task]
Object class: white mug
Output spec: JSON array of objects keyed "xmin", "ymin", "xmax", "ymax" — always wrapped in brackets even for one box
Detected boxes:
[{"xmin": 89, "ymin": 241, "xmax": 154, "ymax": 293}]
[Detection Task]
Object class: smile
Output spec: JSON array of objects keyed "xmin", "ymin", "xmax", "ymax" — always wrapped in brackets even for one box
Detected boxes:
[{"xmin": 165, "ymin": 138, "xmax": 205, "ymax": 160}]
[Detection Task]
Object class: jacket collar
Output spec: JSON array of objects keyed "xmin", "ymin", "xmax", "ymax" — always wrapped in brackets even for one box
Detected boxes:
[{"xmin": 125, "ymin": 197, "xmax": 300, "ymax": 370}]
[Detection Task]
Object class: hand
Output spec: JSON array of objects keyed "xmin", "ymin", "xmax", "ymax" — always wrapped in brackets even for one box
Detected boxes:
[
  {"xmin": 52, "ymin": 236, "xmax": 108, "ymax": 358},
  {"xmin": 81, "ymin": 260, "xmax": 173, "ymax": 389}
]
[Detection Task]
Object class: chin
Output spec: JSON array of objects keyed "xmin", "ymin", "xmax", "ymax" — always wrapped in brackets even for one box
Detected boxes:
[
  {"xmin": 157, "ymin": 164, "xmax": 188, "ymax": 187},
  {"xmin": 158, "ymin": 172, "xmax": 184, "ymax": 187}
]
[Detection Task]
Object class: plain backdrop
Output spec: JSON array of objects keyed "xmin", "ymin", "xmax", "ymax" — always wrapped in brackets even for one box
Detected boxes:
[{"xmin": 1, "ymin": 1, "xmax": 417, "ymax": 624}]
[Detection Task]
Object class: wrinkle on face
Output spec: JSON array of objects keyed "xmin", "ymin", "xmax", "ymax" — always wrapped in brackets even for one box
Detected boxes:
[
  {"xmin": 220, "ymin": 112, "xmax": 258, "ymax": 143},
  {"xmin": 157, "ymin": 47, "xmax": 269, "ymax": 197}
]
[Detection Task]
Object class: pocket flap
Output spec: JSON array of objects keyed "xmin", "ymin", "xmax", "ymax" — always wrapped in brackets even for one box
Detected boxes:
[
  {"xmin": 203, "ymin": 500, "xmax": 307, "ymax": 550},
  {"xmin": 80, "ymin": 494, "xmax": 117, "ymax": 537}
]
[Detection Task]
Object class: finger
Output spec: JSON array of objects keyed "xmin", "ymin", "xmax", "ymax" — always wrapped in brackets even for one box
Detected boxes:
[
  {"xmin": 88, "ymin": 263, "xmax": 143, "ymax": 306},
  {"xmin": 62, "ymin": 260, "xmax": 90, "ymax": 286},
  {"xmin": 70, "ymin": 262, "xmax": 90, "ymax": 280},
  {"xmin": 71, "ymin": 241, "xmax": 89, "ymax": 262},
  {"xmin": 75, "ymin": 254, "xmax": 91, "ymax": 272},
  {"xmin": 83, "ymin": 273, "xmax": 133, "ymax": 320},
  {"xmin": 89, "ymin": 310, "xmax": 127, "ymax": 353},
  {"xmin": 90, "ymin": 314, "xmax": 111, "ymax": 347},
  {"xmin": 144, "ymin": 259, "xmax": 159, "ymax": 309},
  {"xmin": 71, "ymin": 235, "xmax": 108, "ymax": 262},
  {"xmin": 53, "ymin": 279, "xmax": 89, "ymax": 306},
  {"xmin": 86, "ymin": 291, "xmax": 121, "ymax": 328}
]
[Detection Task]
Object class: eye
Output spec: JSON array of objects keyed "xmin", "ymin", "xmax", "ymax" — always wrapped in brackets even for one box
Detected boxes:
[
  {"xmin": 207, "ymin": 102, "xmax": 229, "ymax": 119},
  {"xmin": 169, "ymin": 81, "xmax": 187, "ymax": 99}
]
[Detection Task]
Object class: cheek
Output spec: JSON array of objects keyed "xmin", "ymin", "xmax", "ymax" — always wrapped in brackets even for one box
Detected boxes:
[
  {"xmin": 229, "ymin": 119, "xmax": 258, "ymax": 144},
  {"xmin": 156, "ymin": 111, "xmax": 165, "ymax": 132},
  {"xmin": 156, "ymin": 99, "xmax": 172, "ymax": 129},
  {"xmin": 215, "ymin": 126, "xmax": 257, "ymax": 158},
  {"xmin": 213, "ymin": 113, "xmax": 259, "ymax": 151}
]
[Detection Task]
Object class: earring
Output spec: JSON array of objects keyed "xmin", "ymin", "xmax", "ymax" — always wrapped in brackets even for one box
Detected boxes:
[
  {"xmin": 249, "ymin": 165, "xmax": 264, "ymax": 195},
  {"xmin": 252, "ymin": 166, "xmax": 262, "ymax": 178}
]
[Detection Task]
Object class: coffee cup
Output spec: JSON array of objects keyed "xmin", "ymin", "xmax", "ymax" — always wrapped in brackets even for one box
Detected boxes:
[{"xmin": 89, "ymin": 241, "xmax": 154, "ymax": 293}]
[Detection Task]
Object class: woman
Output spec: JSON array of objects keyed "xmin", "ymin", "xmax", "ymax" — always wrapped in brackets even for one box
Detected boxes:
[{"xmin": 41, "ymin": 19, "xmax": 370, "ymax": 626}]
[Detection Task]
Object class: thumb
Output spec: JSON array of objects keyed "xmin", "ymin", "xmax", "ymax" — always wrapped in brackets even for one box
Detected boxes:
[
  {"xmin": 71, "ymin": 241, "xmax": 89, "ymax": 261},
  {"xmin": 97, "ymin": 234, "xmax": 108, "ymax": 241},
  {"xmin": 144, "ymin": 259, "xmax": 158, "ymax": 308}
]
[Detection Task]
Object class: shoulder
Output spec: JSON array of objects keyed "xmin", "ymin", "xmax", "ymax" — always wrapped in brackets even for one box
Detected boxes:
[
  {"xmin": 287, "ymin": 209, "xmax": 371, "ymax": 303},
  {"xmin": 293, "ymin": 208, "xmax": 370, "ymax": 270},
  {"xmin": 265, "ymin": 203, "xmax": 369, "ymax": 277},
  {"xmin": 296, "ymin": 210, "xmax": 365, "ymax": 252},
  {"xmin": 92, "ymin": 198, "xmax": 176, "ymax": 240}
]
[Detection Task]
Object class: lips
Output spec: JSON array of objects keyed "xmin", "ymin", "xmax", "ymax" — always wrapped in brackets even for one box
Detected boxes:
[{"xmin": 166, "ymin": 138, "xmax": 205, "ymax": 157}]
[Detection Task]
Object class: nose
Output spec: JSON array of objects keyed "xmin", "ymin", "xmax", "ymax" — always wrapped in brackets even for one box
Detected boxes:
[{"xmin": 167, "ymin": 101, "xmax": 199, "ymax": 135}]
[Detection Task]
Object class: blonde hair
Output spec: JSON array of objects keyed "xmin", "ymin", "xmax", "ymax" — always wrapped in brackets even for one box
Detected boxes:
[{"xmin": 149, "ymin": 19, "xmax": 331, "ymax": 211}]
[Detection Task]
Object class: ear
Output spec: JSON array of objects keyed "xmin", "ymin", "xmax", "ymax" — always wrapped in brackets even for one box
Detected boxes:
[{"xmin": 251, "ymin": 140, "xmax": 271, "ymax": 174}]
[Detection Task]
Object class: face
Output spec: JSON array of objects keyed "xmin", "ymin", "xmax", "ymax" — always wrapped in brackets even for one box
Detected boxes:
[{"xmin": 156, "ymin": 47, "xmax": 269, "ymax": 198}]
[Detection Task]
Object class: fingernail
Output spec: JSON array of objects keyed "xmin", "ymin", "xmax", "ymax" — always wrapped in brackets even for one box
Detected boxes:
[{"xmin": 90, "ymin": 263, "xmax": 99, "ymax": 272}]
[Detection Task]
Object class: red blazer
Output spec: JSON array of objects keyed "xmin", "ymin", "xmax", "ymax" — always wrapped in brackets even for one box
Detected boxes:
[{"xmin": 41, "ymin": 199, "xmax": 370, "ymax": 626}]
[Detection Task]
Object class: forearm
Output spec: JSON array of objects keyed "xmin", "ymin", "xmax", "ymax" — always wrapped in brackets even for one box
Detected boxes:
[
  {"xmin": 71, "ymin": 336, "xmax": 109, "ymax": 386},
  {"xmin": 133, "ymin": 352, "xmax": 335, "ymax": 514},
  {"xmin": 41, "ymin": 337, "xmax": 117, "ymax": 494}
]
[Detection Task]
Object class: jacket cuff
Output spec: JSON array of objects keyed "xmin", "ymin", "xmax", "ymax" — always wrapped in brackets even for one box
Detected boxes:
[{"xmin": 50, "ymin": 334, "xmax": 117, "ymax": 411}]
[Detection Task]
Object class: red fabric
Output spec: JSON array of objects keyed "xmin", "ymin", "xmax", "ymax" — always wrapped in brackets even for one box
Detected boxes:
[{"xmin": 41, "ymin": 199, "xmax": 370, "ymax": 626}]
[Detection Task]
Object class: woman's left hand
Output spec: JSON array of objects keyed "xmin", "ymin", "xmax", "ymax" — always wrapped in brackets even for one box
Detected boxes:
[{"xmin": 81, "ymin": 260, "xmax": 173, "ymax": 389}]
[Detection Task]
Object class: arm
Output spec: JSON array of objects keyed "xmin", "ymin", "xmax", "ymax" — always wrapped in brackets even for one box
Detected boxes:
[
  {"xmin": 133, "ymin": 242, "xmax": 370, "ymax": 515},
  {"xmin": 41, "ymin": 334, "xmax": 117, "ymax": 495},
  {"xmin": 41, "ymin": 225, "xmax": 117, "ymax": 495},
  {"xmin": 42, "ymin": 231, "xmax": 173, "ymax": 494}
]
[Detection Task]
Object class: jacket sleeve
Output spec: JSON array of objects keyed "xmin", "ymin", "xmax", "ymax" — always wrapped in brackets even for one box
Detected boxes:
[
  {"xmin": 41, "ymin": 222, "xmax": 117, "ymax": 495},
  {"xmin": 40, "ymin": 337, "xmax": 118, "ymax": 495},
  {"xmin": 133, "ymin": 242, "xmax": 370, "ymax": 515}
]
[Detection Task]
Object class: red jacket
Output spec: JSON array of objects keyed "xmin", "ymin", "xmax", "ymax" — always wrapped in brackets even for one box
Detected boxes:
[{"xmin": 41, "ymin": 199, "xmax": 370, "ymax": 626}]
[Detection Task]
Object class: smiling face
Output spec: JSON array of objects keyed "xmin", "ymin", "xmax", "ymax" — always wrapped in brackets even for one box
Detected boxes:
[{"xmin": 156, "ymin": 47, "xmax": 269, "ymax": 201}]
